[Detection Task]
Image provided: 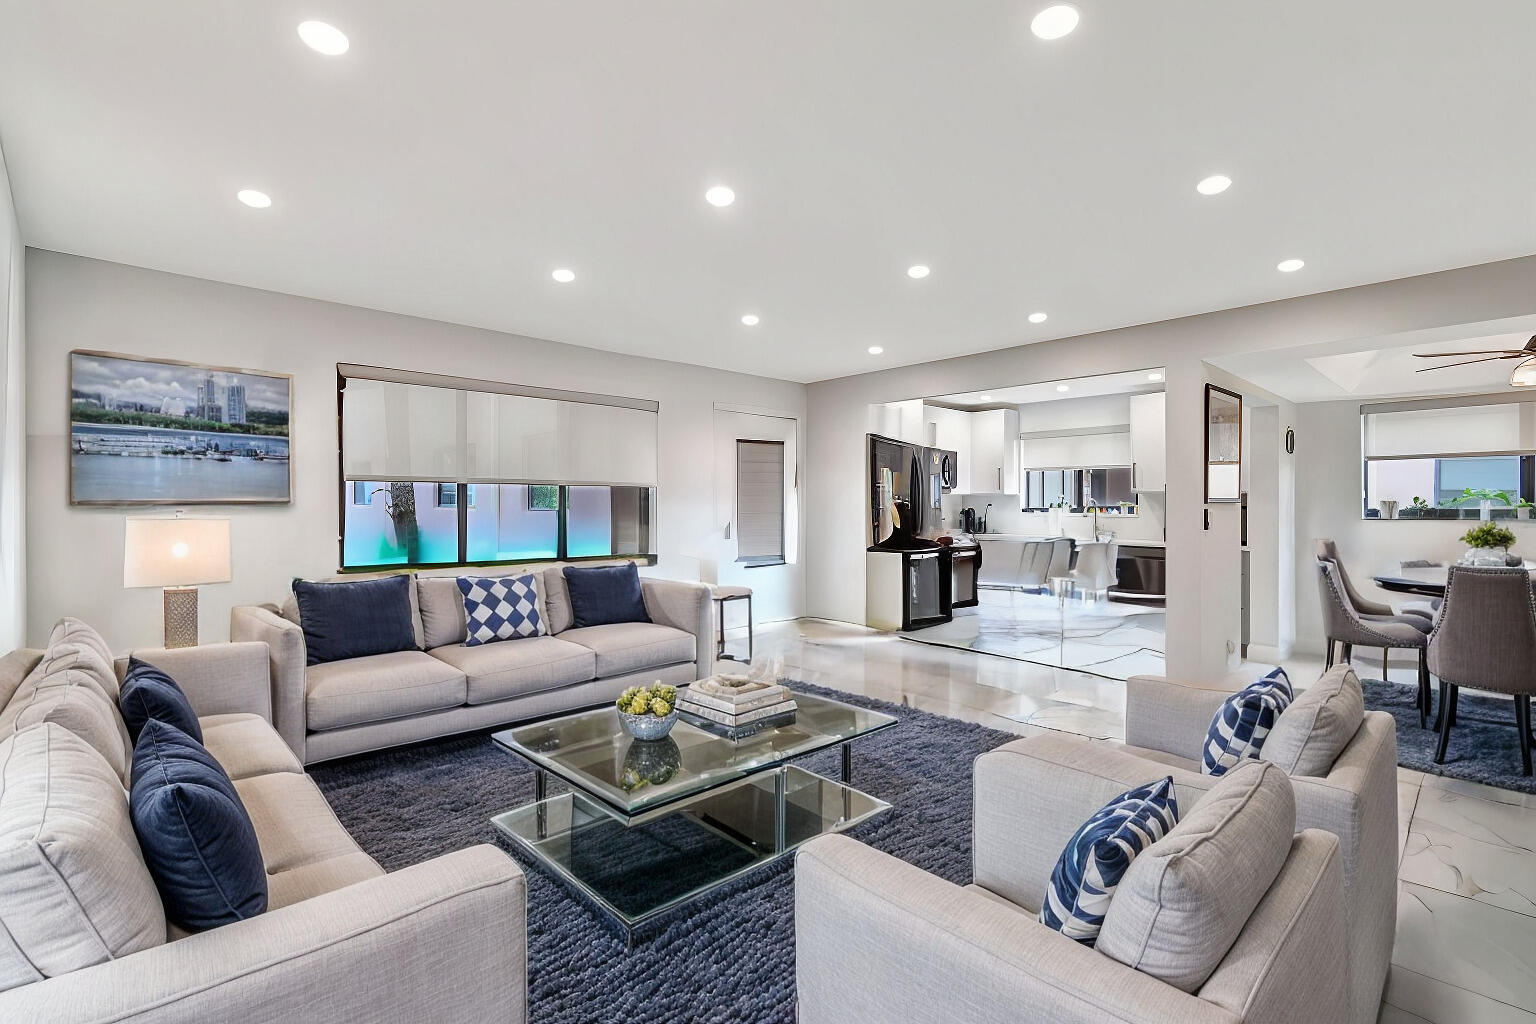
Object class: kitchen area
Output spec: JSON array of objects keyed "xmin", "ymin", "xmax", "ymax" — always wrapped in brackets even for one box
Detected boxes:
[{"xmin": 865, "ymin": 369, "xmax": 1169, "ymax": 680}]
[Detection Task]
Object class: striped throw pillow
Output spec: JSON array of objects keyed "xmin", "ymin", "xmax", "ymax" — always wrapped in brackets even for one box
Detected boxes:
[
  {"xmin": 1039, "ymin": 776, "xmax": 1179, "ymax": 945},
  {"xmin": 1202, "ymin": 668, "xmax": 1294, "ymax": 776}
]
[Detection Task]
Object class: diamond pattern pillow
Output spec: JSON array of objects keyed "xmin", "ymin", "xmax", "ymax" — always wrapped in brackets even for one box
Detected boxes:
[
  {"xmin": 1202, "ymin": 668, "xmax": 1294, "ymax": 776},
  {"xmin": 1040, "ymin": 776, "xmax": 1180, "ymax": 946},
  {"xmin": 457, "ymin": 575, "xmax": 545, "ymax": 646}
]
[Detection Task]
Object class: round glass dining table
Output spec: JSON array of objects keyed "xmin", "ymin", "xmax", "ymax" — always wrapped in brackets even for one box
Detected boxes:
[{"xmin": 1373, "ymin": 561, "xmax": 1536, "ymax": 597}]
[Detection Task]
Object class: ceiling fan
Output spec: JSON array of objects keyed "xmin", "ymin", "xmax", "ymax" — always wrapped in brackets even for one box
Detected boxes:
[{"xmin": 1413, "ymin": 334, "xmax": 1536, "ymax": 387}]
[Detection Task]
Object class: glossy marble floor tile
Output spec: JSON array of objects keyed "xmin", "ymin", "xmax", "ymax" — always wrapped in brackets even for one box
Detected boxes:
[{"xmin": 744, "ymin": 617, "xmax": 1536, "ymax": 1021}]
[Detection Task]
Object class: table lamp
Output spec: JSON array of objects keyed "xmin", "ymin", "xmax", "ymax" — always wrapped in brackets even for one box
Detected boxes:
[{"xmin": 123, "ymin": 515, "xmax": 232, "ymax": 648}]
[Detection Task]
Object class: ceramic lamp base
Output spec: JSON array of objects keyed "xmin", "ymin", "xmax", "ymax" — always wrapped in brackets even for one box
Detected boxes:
[{"xmin": 163, "ymin": 586, "xmax": 200, "ymax": 648}]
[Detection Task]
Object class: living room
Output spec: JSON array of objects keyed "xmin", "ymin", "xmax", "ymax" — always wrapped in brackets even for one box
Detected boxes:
[{"xmin": 4, "ymin": 4, "xmax": 1536, "ymax": 1024}]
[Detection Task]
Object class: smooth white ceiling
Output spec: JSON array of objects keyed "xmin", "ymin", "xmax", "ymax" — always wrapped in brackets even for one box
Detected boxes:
[
  {"xmin": 931, "ymin": 368, "xmax": 1164, "ymax": 409},
  {"xmin": 2, "ymin": 1, "xmax": 1534, "ymax": 383}
]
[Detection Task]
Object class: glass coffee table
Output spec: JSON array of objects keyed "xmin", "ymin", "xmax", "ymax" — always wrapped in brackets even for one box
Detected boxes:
[{"xmin": 490, "ymin": 690, "xmax": 896, "ymax": 943}]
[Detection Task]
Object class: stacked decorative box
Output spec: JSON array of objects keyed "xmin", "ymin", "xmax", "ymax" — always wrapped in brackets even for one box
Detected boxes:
[{"xmin": 677, "ymin": 675, "xmax": 798, "ymax": 737}]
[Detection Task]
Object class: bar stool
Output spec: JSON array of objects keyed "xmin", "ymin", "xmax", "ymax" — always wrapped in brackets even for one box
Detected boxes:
[{"xmin": 710, "ymin": 584, "xmax": 753, "ymax": 662}]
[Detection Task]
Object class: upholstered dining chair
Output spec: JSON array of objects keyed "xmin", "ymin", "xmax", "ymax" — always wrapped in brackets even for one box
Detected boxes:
[
  {"xmin": 1317, "ymin": 559, "xmax": 1433, "ymax": 727},
  {"xmin": 1315, "ymin": 538, "xmax": 1433, "ymax": 629},
  {"xmin": 1426, "ymin": 565, "xmax": 1536, "ymax": 775}
]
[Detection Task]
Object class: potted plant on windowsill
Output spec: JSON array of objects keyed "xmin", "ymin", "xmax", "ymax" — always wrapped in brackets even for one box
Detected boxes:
[
  {"xmin": 1398, "ymin": 496, "xmax": 1431, "ymax": 520},
  {"xmin": 1460, "ymin": 523, "xmax": 1518, "ymax": 567}
]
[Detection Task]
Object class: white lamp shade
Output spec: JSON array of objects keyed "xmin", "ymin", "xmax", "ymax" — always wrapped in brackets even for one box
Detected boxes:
[{"xmin": 123, "ymin": 517, "xmax": 232, "ymax": 588}]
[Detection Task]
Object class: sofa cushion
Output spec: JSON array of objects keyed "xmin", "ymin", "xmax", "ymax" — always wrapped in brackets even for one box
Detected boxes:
[
  {"xmin": 563, "ymin": 563, "xmax": 650, "ymax": 628},
  {"xmin": 0, "ymin": 667, "xmax": 132, "ymax": 783},
  {"xmin": 1201, "ymin": 668, "xmax": 1294, "ymax": 776},
  {"xmin": 119, "ymin": 656, "xmax": 202, "ymax": 744},
  {"xmin": 0, "ymin": 723, "xmax": 165, "ymax": 991},
  {"xmin": 558, "ymin": 622, "xmax": 696, "ymax": 677},
  {"xmin": 429, "ymin": 636, "xmax": 596, "ymax": 705},
  {"xmin": 293, "ymin": 575, "xmax": 419, "ymax": 667},
  {"xmin": 417, "ymin": 575, "xmax": 470, "ymax": 649},
  {"xmin": 129, "ymin": 720, "xmax": 268, "ymax": 932},
  {"xmin": 1264, "ymin": 665, "xmax": 1365, "ymax": 777},
  {"xmin": 234, "ymin": 771, "xmax": 366, "ymax": 874},
  {"xmin": 0, "ymin": 650, "xmax": 42, "ymax": 714},
  {"xmin": 542, "ymin": 567, "xmax": 574, "ymax": 634},
  {"xmin": 305, "ymin": 651, "xmax": 468, "ymax": 731},
  {"xmin": 459, "ymin": 574, "xmax": 546, "ymax": 645},
  {"xmin": 1097, "ymin": 760, "xmax": 1296, "ymax": 993},
  {"xmin": 200, "ymin": 713, "xmax": 304, "ymax": 780},
  {"xmin": 1040, "ymin": 776, "xmax": 1180, "ymax": 947},
  {"xmin": 32, "ymin": 618, "xmax": 118, "ymax": 698},
  {"xmin": 283, "ymin": 572, "xmax": 425, "ymax": 650},
  {"xmin": 267, "ymin": 851, "xmax": 384, "ymax": 911}
]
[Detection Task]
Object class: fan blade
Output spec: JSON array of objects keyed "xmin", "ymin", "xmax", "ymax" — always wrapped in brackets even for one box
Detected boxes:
[
  {"xmin": 1415, "ymin": 354, "xmax": 1523, "ymax": 371},
  {"xmin": 1412, "ymin": 350, "xmax": 1530, "ymax": 358}
]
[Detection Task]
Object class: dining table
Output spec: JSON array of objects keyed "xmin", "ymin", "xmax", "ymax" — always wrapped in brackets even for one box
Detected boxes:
[{"xmin": 1373, "ymin": 561, "xmax": 1536, "ymax": 597}]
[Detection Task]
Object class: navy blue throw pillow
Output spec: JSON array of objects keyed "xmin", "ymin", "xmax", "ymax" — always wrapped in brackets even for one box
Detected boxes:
[
  {"xmin": 119, "ymin": 657, "xmax": 202, "ymax": 744},
  {"xmin": 293, "ymin": 575, "xmax": 417, "ymax": 666},
  {"xmin": 563, "ymin": 564, "xmax": 651, "ymax": 628},
  {"xmin": 129, "ymin": 719, "xmax": 268, "ymax": 931}
]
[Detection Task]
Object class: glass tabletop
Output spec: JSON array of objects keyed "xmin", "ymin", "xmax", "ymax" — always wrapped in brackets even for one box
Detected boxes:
[{"xmin": 492, "ymin": 690, "xmax": 896, "ymax": 817}]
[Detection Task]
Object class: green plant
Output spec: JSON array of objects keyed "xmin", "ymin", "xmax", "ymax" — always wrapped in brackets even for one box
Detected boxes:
[
  {"xmin": 1443, "ymin": 487, "xmax": 1515, "ymax": 508},
  {"xmin": 616, "ymin": 682, "xmax": 677, "ymax": 718},
  {"xmin": 1409, "ymin": 496, "xmax": 1430, "ymax": 510},
  {"xmin": 1461, "ymin": 523, "xmax": 1517, "ymax": 550}
]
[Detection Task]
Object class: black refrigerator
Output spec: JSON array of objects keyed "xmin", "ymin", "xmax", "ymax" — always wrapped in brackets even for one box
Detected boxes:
[{"xmin": 868, "ymin": 433, "xmax": 949, "ymax": 545}]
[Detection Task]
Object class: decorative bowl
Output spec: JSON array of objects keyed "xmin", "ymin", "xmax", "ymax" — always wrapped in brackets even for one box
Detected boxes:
[{"xmin": 618, "ymin": 708, "xmax": 678, "ymax": 740}]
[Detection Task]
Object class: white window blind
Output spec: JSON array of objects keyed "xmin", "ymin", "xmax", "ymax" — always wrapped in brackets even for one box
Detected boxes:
[
  {"xmin": 340, "ymin": 366, "xmax": 658, "ymax": 486},
  {"xmin": 1362, "ymin": 397, "xmax": 1535, "ymax": 460},
  {"xmin": 736, "ymin": 440, "xmax": 785, "ymax": 563},
  {"xmin": 1018, "ymin": 428, "xmax": 1131, "ymax": 469}
]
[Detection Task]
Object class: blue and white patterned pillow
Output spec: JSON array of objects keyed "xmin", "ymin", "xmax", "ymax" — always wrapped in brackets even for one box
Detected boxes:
[
  {"xmin": 1040, "ymin": 776, "xmax": 1179, "ymax": 946},
  {"xmin": 457, "ymin": 575, "xmax": 544, "ymax": 646},
  {"xmin": 1202, "ymin": 668, "xmax": 1294, "ymax": 775}
]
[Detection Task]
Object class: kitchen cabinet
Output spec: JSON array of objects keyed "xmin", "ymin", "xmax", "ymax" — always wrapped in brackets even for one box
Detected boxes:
[
  {"xmin": 1128, "ymin": 392, "xmax": 1166, "ymax": 491},
  {"xmin": 969, "ymin": 408, "xmax": 1019, "ymax": 494},
  {"xmin": 923, "ymin": 404, "xmax": 972, "ymax": 492}
]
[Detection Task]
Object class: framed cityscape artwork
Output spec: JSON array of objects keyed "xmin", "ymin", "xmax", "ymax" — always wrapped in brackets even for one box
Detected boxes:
[{"xmin": 69, "ymin": 350, "xmax": 293, "ymax": 505}]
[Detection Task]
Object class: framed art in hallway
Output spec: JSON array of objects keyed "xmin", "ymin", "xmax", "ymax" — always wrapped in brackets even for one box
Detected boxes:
[{"xmin": 69, "ymin": 350, "xmax": 293, "ymax": 505}]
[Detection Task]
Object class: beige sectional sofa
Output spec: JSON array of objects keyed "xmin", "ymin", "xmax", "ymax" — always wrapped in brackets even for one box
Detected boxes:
[
  {"xmin": 232, "ymin": 565, "xmax": 712, "ymax": 763},
  {"xmin": 0, "ymin": 624, "xmax": 526, "ymax": 1024}
]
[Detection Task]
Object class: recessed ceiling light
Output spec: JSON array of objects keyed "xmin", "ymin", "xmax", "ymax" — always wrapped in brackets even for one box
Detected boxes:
[
  {"xmin": 740, "ymin": 314, "xmax": 760, "ymax": 326},
  {"xmin": 1028, "ymin": 311, "xmax": 1048, "ymax": 324},
  {"xmin": 1277, "ymin": 258, "xmax": 1306, "ymax": 273},
  {"xmin": 297, "ymin": 21, "xmax": 349, "ymax": 56},
  {"xmin": 977, "ymin": 394, "xmax": 993, "ymax": 402},
  {"xmin": 1147, "ymin": 372, "xmax": 1163, "ymax": 382},
  {"xmin": 551, "ymin": 268, "xmax": 576, "ymax": 283},
  {"xmin": 1056, "ymin": 384, "xmax": 1070, "ymax": 393},
  {"xmin": 867, "ymin": 346, "xmax": 884, "ymax": 355},
  {"xmin": 705, "ymin": 185, "xmax": 736, "ymax": 208},
  {"xmin": 236, "ymin": 189, "xmax": 271, "ymax": 208},
  {"xmin": 1196, "ymin": 174, "xmax": 1232, "ymax": 196},
  {"xmin": 1030, "ymin": 4, "xmax": 1080, "ymax": 40},
  {"xmin": 906, "ymin": 265, "xmax": 930, "ymax": 279}
]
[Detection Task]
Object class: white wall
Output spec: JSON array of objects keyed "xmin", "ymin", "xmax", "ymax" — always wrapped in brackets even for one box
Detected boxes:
[
  {"xmin": 1291, "ymin": 396, "xmax": 1536, "ymax": 654},
  {"xmin": 25, "ymin": 250, "xmax": 807, "ymax": 651},
  {"xmin": 808, "ymin": 254, "xmax": 1536, "ymax": 683},
  {"xmin": 0, "ymin": 142, "xmax": 23, "ymax": 649}
]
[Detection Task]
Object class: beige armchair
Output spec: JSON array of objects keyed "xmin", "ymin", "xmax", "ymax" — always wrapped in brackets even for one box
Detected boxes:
[
  {"xmin": 797, "ymin": 751, "xmax": 1349, "ymax": 1024},
  {"xmin": 1114, "ymin": 672, "xmax": 1397, "ymax": 1024}
]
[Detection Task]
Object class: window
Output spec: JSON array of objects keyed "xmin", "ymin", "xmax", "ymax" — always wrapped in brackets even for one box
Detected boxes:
[
  {"xmin": 1021, "ymin": 468, "xmax": 1138, "ymax": 512},
  {"xmin": 1361, "ymin": 397, "xmax": 1536, "ymax": 518},
  {"xmin": 736, "ymin": 440, "xmax": 786, "ymax": 565},
  {"xmin": 339, "ymin": 366, "xmax": 658, "ymax": 568}
]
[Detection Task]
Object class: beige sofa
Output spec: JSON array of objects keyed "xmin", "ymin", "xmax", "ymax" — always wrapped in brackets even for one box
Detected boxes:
[
  {"xmin": 0, "ymin": 629, "xmax": 526, "ymax": 1024},
  {"xmin": 232, "ymin": 565, "xmax": 713, "ymax": 764}
]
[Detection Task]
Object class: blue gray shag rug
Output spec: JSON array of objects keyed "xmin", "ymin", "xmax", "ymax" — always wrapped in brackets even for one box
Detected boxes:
[
  {"xmin": 309, "ymin": 682, "xmax": 1019, "ymax": 1024},
  {"xmin": 1363, "ymin": 678, "xmax": 1536, "ymax": 793}
]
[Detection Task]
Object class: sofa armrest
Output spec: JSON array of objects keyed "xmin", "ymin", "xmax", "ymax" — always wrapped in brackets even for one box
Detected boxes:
[
  {"xmin": 795, "ymin": 835, "xmax": 1235, "ymax": 1024},
  {"xmin": 127, "ymin": 643, "xmax": 273, "ymax": 721},
  {"xmin": 0, "ymin": 648, "xmax": 44, "ymax": 699},
  {"xmin": 972, "ymin": 734, "xmax": 1216, "ymax": 911},
  {"xmin": 1125, "ymin": 674, "xmax": 1233, "ymax": 762},
  {"xmin": 230, "ymin": 605, "xmax": 307, "ymax": 761},
  {"xmin": 641, "ymin": 579, "xmax": 712, "ymax": 667},
  {"xmin": 0, "ymin": 846, "xmax": 526, "ymax": 1024}
]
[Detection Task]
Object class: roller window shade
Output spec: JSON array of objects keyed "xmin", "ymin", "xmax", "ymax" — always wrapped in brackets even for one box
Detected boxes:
[
  {"xmin": 1362, "ymin": 400, "xmax": 1532, "ymax": 460},
  {"xmin": 736, "ymin": 440, "xmax": 785, "ymax": 561},
  {"xmin": 342, "ymin": 371, "xmax": 658, "ymax": 485},
  {"xmin": 1018, "ymin": 429, "xmax": 1131, "ymax": 469}
]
